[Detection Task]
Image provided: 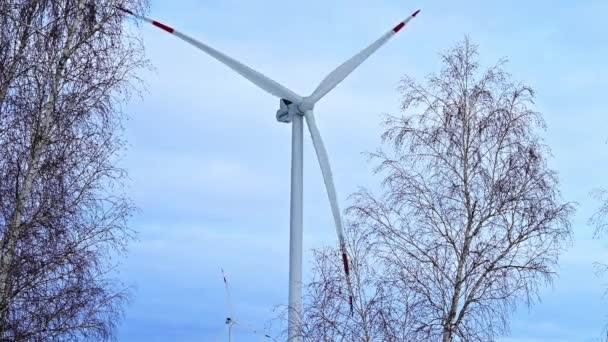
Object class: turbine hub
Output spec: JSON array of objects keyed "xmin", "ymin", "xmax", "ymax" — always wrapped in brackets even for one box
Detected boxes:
[
  {"xmin": 276, "ymin": 98, "xmax": 306, "ymax": 123},
  {"xmin": 298, "ymin": 98, "xmax": 314, "ymax": 112}
]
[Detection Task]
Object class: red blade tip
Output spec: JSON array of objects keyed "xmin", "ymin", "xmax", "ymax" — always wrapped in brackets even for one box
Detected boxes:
[
  {"xmin": 152, "ymin": 21, "xmax": 174, "ymax": 33},
  {"xmin": 412, "ymin": 9, "xmax": 421, "ymax": 17}
]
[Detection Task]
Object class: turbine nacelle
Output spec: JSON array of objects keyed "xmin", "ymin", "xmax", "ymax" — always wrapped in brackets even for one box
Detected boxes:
[{"xmin": 276, "ymin": 98, "xmax": 313, "ymax": 123}]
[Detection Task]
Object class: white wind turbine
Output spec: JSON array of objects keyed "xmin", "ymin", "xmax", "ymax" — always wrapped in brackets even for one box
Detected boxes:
[
  {"xmin": 116, "ymin": 6, "xmax": 420, "ymax": 341},
  {"xmin": 217, "ymin": 269, "xmax": 275, "ymax": 342}
]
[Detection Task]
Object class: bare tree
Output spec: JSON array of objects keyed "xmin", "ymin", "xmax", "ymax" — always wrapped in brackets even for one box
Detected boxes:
[
  {"xmin": 0, "ymin": 0, "xmax": 147, "ymax": 340},
  {"xmin": 346, "ymin": 38, "xmax": 574, "ymax": 341},
  {"xmin": 294, "ymin": 223, "xmax": 423, "ymax": 342},
  {"xmin": 591, "ymin": 189, "xmax": 608, "ymax": 248},
  {"xmin": 590, "ymin": 189, "xmax": 608, "ymax": 341}
]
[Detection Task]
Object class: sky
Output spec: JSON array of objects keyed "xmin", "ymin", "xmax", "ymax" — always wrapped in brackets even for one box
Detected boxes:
[{"xmin": 116, "ymin": 1, "xmax": 608, "ymax": 341}]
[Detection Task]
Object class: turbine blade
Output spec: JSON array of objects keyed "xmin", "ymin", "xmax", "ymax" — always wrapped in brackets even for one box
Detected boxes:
[
  {"xmin": 308, "ymin": 9, "xmax": 421, "ymax": 104},
  {"xmin": 233, "ymin": 321, "xmax": 276, "ymax": 341},
  {"xmin": 115, "ymin": 7, "xmax": 302, "ymax": 103},
  {"xmin": 303, "ymin": 110, "xmax": 354, "ymax": 314},
  {"xmin": 221, "ymin": 268, "xmax": 234, "ymax": 320}
]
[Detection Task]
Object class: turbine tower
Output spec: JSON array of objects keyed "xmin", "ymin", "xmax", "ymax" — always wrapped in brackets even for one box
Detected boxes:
[{"xmin": 116, "ymin": 6, "xmax": 421, "ymax": 341}]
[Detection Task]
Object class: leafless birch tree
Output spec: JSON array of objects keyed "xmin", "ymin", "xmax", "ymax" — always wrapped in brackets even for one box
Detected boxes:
[
  {"xmin": 0, "ymin": 0, "xmax": 147, "ymax": 340},
  {"xmin": 297, "ymin": 223, "xmax": 423, "ymax": 342},
  {"xmin": 344, "ymin": 38, "xmax": 574, "ymax": 342}
]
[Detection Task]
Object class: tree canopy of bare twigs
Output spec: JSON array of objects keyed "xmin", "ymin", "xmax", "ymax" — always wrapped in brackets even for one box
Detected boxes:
[
  {"xmin": 296, "ymin": 224, "xmax": 421, "ymax": 342},
  {"xmin": 591, "ymin": 189, "xmax": 608, "ymax": 240},
  {"xmin": 300, "ymin": 38, "xmax": 574, "ymax": 342},
  {"xmin": 590, "ymin": 189, "xmax": 608, "ymax": 340},
  {"xmin": 0, "ymin": 0, "xmax": 148, "ymax": 340}
]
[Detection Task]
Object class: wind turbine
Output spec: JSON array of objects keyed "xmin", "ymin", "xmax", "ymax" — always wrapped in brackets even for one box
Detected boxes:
[
  {"xmin": 116, "ymin": 6, "xmax": 421, "ymax": 341},
  {"xmin": 222, "ymin": 268, "xmax": 235, "ymax": 342},
  {"xmin": 219, "ymin": 269, "xmax": 275, "ymax": 342}
]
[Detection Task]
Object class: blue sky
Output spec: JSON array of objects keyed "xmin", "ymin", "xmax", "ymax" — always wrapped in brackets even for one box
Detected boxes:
[{"xmin": 117, "ymin": 1, "xmax": 608, "ymax": 341}]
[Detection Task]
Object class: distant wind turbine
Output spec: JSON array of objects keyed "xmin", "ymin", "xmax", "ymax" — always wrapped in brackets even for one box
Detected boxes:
[
  {"xmin": 116, "ymin": 6, "xmax": 421, "ymax": 341},
  {"xmin": 218, "ymin": 269, "xmax": 275, "ymax": 342}
]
